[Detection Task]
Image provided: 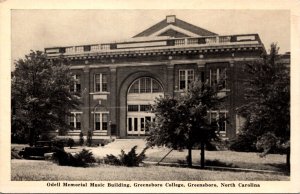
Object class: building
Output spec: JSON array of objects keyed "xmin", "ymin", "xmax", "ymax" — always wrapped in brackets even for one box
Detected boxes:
[{"xmin": 45, "ymin": 15, "xmax": 265, "ymax": 140}]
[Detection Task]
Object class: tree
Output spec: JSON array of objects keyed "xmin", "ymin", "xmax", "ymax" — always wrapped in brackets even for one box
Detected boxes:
[
  {"xmin": 11, "ymin": 50, "xmax": 81, "ymax": 146},
  {"xmin": 147, "ymin": 80, "xmax": 220, "ymax": 168},
  {"xmin": 238, "ymin": 43, "xmax": 290, "ymax": 166}
]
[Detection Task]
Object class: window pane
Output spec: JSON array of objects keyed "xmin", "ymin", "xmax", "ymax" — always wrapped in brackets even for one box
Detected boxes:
[
  {"xmin": 128, "ymin": 105, "xmax": 139, "ymax": 112},
  {"xmin": 140, "ymin": 105, "xmax": 151, "ymax": 112},
  {"xmin": 141, "ymin": 118, "xmax": 145, "ymax": 131},
  {"xmin": 140, "ymin": 78, "xmax": 146, "ymax": 93},
  {"xmin": 145, "ymin": 78, "xmax": 151, "ymax": 93},
  {"xmin": 95, "ymin": 113, "xmax": 100, "ymax": 122},
  {"xmin": 129, "ymin": 80, "xmax": 139, "ymax": 93},
  {"xmin": 102, "ymin": 74, "xmax": 107, "ymax": 92},
  {"xmin": 134, "ymin": 118, "xmax": 138, "ymax": 131},
  {"xmin": 152, "ymin": 80, "xmax": 162, "ymax": 92},
  {"xmin": 128, "ymin": 118, "xmax": 132, "ymax": 131},
  {"xmin": 95, "ymin": 74, "xmax": 100, "ymax": 92},
  {"xmin": 145, "ymin": 116, "xmax": 151, "ymax": 131}
]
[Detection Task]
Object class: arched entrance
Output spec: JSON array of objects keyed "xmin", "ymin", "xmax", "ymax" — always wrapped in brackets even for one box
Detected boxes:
[{"xmin": 126, "ymin": 77, "xmax": 164, "ymax": 135}]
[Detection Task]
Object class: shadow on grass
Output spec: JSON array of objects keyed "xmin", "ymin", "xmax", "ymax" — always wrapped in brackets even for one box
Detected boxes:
[
  {"xmin": 177, "ymin": 159, "xmax": 236, "ymax": 168},
  {"xmin": 266, "ymin": 163, "xmax": 290, "ymax": 175}
]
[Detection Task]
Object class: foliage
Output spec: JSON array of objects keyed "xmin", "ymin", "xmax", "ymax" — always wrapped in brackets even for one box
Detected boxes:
[
  {"xmin": 79, "ymin": 132, "xmax": 84, "ymax": 146},
  {"xmin": 237, "ymin": 43, "xmax": 290, "ymax": 164},
  {"xmin": 67, "ymin": 138, "xmax": 75, "ymax": 148},
  {"xmin": 229, "ymin": 133, "xmax": 258, "ymax": 152},
  {"xmin": 52, "ymin": 148, "xmax": 95, "ymax": 167},
  {"xmin": 86, "ymin": 130, "xmax": 93, "ymax": 147},
  {"xmin": 146, "ymin": 80, "xmax": 221, "ymax": 167},
  {"xmin": 103, "ymin": 146, "xmax": 148, "ymax": 167},
  {"xmin": 11, "ymin": 50, "xmax": 81, "ymax": 146}
]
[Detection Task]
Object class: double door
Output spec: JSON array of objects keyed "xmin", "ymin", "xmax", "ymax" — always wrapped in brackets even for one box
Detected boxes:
[{"xmin": 127, "ymin": 112, "xmax": 154, "ymax": 135}]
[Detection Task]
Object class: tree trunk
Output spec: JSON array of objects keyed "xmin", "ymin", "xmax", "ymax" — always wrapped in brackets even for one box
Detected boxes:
[
  {"xmin": 187, "ymin": 148, "xmax": 192, "ymax": 167},
  {"xmin": 29, "ymin": 128, "xmax": 34, "ymax": 147},
  {"xmin": 200, "ymin": 141, "xmax": 205, "ymax": 169}
]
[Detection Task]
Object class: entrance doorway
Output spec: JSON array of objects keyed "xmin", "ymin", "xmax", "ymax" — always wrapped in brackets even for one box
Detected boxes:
[{"xmin": 127, "ymin": 77, "xmax": 164, "ymax": 135}]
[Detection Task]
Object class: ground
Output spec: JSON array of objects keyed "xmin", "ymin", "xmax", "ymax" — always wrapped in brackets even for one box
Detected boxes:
[{"xmin": 11, "ymin": 139, "xmax": 289, "ymax": 181}]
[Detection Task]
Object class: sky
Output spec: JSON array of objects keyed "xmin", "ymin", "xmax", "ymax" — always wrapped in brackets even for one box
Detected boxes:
[{"xmin": 11, "ymin": 10, "xmax": 290, "ymax": 67}]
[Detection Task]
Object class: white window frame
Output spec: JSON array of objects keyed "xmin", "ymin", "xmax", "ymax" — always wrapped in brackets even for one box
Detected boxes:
[
  {"xmin": 94, "ymin": 73, "xmax": 108, "ymax": 92},
  {"xmin": 71, "ymin": 74, "xmax": 81, "ymax": 92},
  {"xmin": 179, "ymin": 69, "xmax": 194, "ymax": 91},
  {"xmin": 209, "ymin": 110, "xmax": 228, "ymax": 133},
  {"xmin": 128, "ymin": 77, "xmax": 163, "ymax": 94},
  {"xmin": 93, "ymin": 111, "xmax": 109, "ymax": 131},
  {"xmin": 69, "ymin": 112, "xmax": 82, "ymax": 131},
  {"xmin": 209, "ymin": 68, "xmax": 227, "ymax": 90}
]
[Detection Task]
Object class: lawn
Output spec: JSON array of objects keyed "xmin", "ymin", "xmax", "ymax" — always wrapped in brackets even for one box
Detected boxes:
[
  {"xmin": 145, "ymin": 149, "xmax": 288, "ymax": 172},
  {"xmin": 11, "ymin": 160, "xmax": 289, "ymax": 181}
]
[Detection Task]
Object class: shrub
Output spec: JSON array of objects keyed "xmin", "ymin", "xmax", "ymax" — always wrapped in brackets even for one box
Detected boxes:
[
  {"xmin": 86, "ymin": 130, "xmax": 93, "ymax": 147},
  {"xmin": 52, "ymin": 148, "xmax": 96, "ymax": 167},
  {"xmin": 229, "ymin": 133, "xmax": 258, "ymax": 152},
  {"xmin": 74, "ymin": 149, "xmax": 96, "ymax": 166},
  {"xmin": 103, "ymin": 146, "xmax": 148, "ymax": 167},
  {"xmin": 67, "ymin": 138, "xmax": 75, "ymax": 148},
  {"xmin": 79, "ymin": 132, "xmax": 84, "ymax": 146}
]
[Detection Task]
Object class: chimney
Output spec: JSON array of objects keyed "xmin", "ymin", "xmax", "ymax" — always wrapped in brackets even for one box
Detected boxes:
[{"xmin": 166, "ymin": 15, "xmax": 176, "ymax": 24}]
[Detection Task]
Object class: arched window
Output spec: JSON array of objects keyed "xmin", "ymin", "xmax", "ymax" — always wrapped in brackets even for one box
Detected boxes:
[{"xmin": 128, "ymin": 77, "xmax": 163, "ymax": 94}]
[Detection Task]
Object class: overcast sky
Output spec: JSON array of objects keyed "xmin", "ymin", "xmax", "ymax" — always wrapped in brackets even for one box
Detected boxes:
[{"xmin": 11, "ymin": 9, "xmax": 290, "ymax": 67}]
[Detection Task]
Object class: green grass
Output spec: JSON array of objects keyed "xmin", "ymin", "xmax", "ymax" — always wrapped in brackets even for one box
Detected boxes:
[
  {"xmin": 11, "ymin": 160, "xmax": 289, "ymax": 181},
  {"xmin": 145, "ymin": 149, "xmax": 288, "ymax": 172}
]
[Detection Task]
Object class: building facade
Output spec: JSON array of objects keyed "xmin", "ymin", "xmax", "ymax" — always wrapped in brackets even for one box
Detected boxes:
[{"xmin": 45, "ymin": 15, "xmax": 265, "ymax": 139}]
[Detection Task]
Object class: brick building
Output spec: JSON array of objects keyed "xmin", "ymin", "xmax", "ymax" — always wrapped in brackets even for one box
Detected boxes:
[{"xmin": 45, "ymin": 15, "xmax": 265, "ymax": 139}]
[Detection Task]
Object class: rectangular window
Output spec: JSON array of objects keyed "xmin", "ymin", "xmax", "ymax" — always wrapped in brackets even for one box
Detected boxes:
[
  {"xmin": 94, "ymin": 112, "xmax": 109, "ymax": 131},
  {"xmin": 141, "ymin": 118, "xmax": 145, "ymax": 131},
  {"xmin": 95, "ymin": 113, "xmax": 101, "ymax": 130},
  {"xmin": 94, "ymin": 73, "xmax": 108, "ymax": 92},
  {"xmin": 145, "ymin": 116, "xmax": 151, "ymax": 132},
  {"xmin": 128, "ymin": 105, "xmax": 139, "ymax": 112},
  {"xmin": 209, "ymin": 111, "xmax": 227, "ymax": 133},
  {"xmin": 102, "ymin": 113, "xmax": 108, "ymax": 131},
  {"xmin": 210, "ymin": 68, "xmax": 227, "ymax": 90},
  {"xmin": 69, "ymin": 112, "xmax": 82, "ymax": 130},
  {"xmin": 179, "ymin": 69, "xmax": 194, "ymax": 91},
  {"xmin": 71, "ymin": 75, "xmax": 81, "ymax": 92},
  {"xmin": 128, "ymin": 118, "xmax": 132, "ymax": 131},
  {"xmin": 140, "ymin": 105, "xmax": 151, "ymax": 112},
  {"xmin": 134, "ymin": 118, "xmax": 138, "ymax": 131}
]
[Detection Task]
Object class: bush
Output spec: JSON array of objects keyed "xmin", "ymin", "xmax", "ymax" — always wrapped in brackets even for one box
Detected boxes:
[
  {"xmin": 67, "ymin": 138, "xmax": 75, "ymax": 148},
  {"xmin": 229, "ymin": 134, "xmax": 258, "ymax": 152},
  {"xmin": 52, "ymin": 148, "xmax": 96, "ymax": 167},
  {"xmin": 86, "ymin": 130, "xmax": 93, "ymax": 147},
  {"xmin": 79, "ymin": 132, "xmax": 84, "ymax": 146},
  {"xmin": 103, "ymin": 146, "xmax": 148, "ymax": 167}
]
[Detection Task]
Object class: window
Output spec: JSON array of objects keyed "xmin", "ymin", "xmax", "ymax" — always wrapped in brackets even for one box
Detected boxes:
[
  {"xmin": 94, "ymin": 73, "xmax": 108, "ymax": 92},
  {"xmin": 145, "ymin": 117, "xmax": 151, "ymax": 131},
  {"xmin": 210, "ymin": 68, "xmax": 227, "ymax": 90},
  {"xmin": 69, "ymin": 112, "xmax": 82, "ymax": 130},
  {"xmin": 179, "ymin": 69, "xmax": 194, "ymax": 91},
  {"xmin": 140, "ymin": 105, "xmax": 151, "ymax": 112},
  {"xmin": 128, "ymin": 105, "xmax": 139, "ymax": 112},
  {"xmin": 209, "ymin": 111, "xmax": 227, "ymax": 133},
  {"xmin": 94, "ymin": 112, "xmax": 109, "ymax": 131},
  {"xmin": 70, "ymin": 75, "xmax": 81, "ymax": 92},
  {"xmin": 141, "ymin": 118, "xmax": 145, "ymax": 131},
  {"xmin": 128, "ymin": 77, "xmax": 163, "ymax": 93}
]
